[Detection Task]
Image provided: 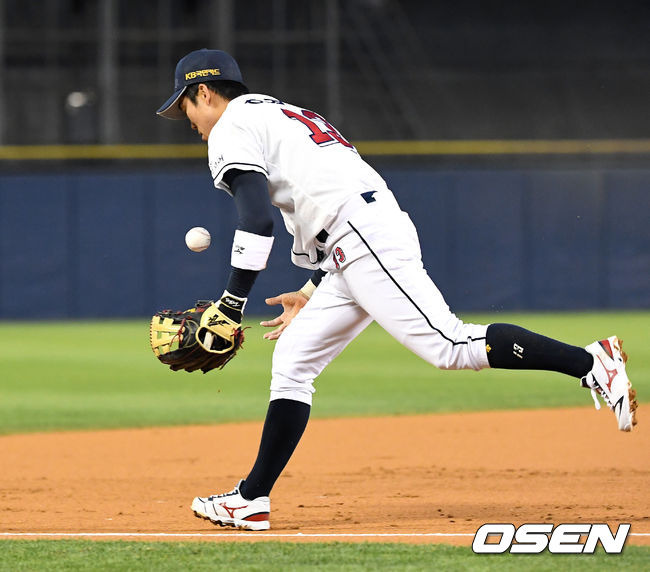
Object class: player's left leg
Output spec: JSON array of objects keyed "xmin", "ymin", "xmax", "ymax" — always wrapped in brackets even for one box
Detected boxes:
[
  {"xmin": 340, "ymin": 220, "xmax": 636, "ymax": 431},
  {"xmin": 341, "ymin": 245, "xmax": 489, "ymax": 371},
  {"xmin": 484, "ymin": 323, "xmax": 592, "ymax": 377},
  {"xmin": 484, "ymin": 324, "xmax": 636, "ymax": 431}
]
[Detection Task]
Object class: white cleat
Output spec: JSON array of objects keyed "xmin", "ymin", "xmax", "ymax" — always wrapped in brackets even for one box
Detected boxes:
[
  {"xmin": 582, "ymin": 336, "xmax": 638, "ymax": 432},
  {"xmin": 191, "ymin": 480, "xmax": 270, "ymax": 531}
]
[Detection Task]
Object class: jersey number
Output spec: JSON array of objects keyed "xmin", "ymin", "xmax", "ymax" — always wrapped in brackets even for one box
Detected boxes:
[{"xmin": 282, "ymin": 108, "xmax": 353, "ymax": 148}]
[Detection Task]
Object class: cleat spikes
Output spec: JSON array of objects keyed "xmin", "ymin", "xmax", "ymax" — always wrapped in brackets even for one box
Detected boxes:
[
  {"xmin": 629, "ymin": 388, "xmax": 638, "ymax": 427},
  {"xmin": 616, "ymin": 338, "xmax": 629, "ymax": 363}
]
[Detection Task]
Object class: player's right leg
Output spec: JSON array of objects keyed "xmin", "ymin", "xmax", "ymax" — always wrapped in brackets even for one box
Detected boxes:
[
  {"xmin": 192, "ymin": 273, "xmax": 372, "ymax": 529},
  {"xmin": 238, "ymin": 273, "xmax": 373, "ymax": 499},
  {"xmin": 191, "ymin": 480, "xmax": 271, "ymax": 530}
]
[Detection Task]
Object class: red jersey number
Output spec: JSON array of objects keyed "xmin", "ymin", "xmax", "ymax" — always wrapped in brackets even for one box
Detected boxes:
[{"xmin": 282, "ymin": 108, "xmax": 353, "ymax": 148}]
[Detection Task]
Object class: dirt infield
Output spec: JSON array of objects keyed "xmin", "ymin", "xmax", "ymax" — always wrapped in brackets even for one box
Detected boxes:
[{"xmin": 1, "ymin": 407, "xmax": 648, "ymax": 545}]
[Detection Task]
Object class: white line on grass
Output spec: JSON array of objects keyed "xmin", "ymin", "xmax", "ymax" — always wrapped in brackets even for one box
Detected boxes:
[
  {"xmin": 1, "ymin": 532, "xmax": 649, "ymax": 538},
  {"xmin": 1, "ymin": 532, "xmax": 473, "ymax": 538}
]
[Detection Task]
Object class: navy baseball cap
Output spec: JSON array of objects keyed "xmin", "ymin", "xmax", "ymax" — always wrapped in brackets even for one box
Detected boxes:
[{"xmin": 157, "ymin": 49, "xmax": 245, "ymax": 120}]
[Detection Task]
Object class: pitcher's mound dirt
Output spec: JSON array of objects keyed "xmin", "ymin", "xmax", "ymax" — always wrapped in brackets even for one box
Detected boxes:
[{"xmin": 1, "ymin": 407, "xmax": 648, "ymax": 545}]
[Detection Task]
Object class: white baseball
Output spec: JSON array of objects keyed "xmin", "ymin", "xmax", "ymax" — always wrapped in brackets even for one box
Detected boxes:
[{"xmin": 185, "ymin": 227, "xmax": 211, "ymax": 252}]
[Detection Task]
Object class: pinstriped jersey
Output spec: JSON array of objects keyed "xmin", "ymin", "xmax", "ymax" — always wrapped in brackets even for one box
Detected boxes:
[{"xmin": 207, "ymin": 93, "xmax": 389, "ymax": 269}]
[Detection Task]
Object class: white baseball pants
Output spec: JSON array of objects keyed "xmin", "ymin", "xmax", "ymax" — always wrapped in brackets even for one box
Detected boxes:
[{"xmin": 270, "ymin": 192, "xmax": 490, "ymax": 405}]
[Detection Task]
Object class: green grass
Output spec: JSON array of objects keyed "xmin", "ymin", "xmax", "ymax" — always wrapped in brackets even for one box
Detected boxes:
[
  {"xmin": 0, "ymin": 311, "xmax": 648, "ymax": 434},
  {"xmin": 0, "ymin": 541, "xmax": 647, "ymax": 571}
]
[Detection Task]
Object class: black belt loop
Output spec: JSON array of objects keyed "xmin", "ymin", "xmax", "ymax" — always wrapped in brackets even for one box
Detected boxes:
[{"xmin": 317, "ymin": 191, "xmax": 376, "ymax": 244}]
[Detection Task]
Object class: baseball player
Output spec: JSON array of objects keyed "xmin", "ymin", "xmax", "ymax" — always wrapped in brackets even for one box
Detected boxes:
[{"xmin": 157, "ymin": 49, "xmax": 637, "ymax": 531}]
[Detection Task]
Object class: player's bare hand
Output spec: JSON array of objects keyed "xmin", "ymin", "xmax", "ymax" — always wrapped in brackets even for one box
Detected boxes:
[{"xmin": 260, "ymin": 291, "xmax": 309, "ymax": 340}]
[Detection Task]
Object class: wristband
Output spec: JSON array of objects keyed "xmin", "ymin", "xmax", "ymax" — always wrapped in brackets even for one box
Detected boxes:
[
  {"xmin": 219, "ymin": 290, "xmax": 247, "ymax": 321},
  {"xmin": 298, "ymin": 279, "xmax": 317, "ymax": 300},
  {"xmin": 231, "ymin": 230, "xmax": 274, "ymax": 271}
]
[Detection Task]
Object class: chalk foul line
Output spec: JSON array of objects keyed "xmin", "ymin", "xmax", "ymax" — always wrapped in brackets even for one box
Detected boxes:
[
  {"xmin": 1, "ymin": 532, "xmax": 649, "ymax": 539},
  {"xmin": 1, "ymin": 532, "xmax": 471, "ymax": 538}
]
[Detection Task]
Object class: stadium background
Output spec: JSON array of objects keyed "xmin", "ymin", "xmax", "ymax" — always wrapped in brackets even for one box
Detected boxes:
[{"xmin": 0, "ymin": 0, "xmax": 648, "ymax": 319}]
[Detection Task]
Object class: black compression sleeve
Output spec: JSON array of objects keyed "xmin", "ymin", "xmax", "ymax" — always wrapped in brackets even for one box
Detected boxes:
[
  {"xmin": 226, "ymin": 169, "xmax": 274, "ymax": 237},
  {"xmin": 225, "ymin": 267, "xmax": 259, "ymax": 299},
  {"xmin": 222, "ymin": 169, "xmax": 274, "ymax": 299}
]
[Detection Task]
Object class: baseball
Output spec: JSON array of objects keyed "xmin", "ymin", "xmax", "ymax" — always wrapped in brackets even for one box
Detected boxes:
[{"xmin": 185, "ymin": 227, "xmax": 211, "ymax": 252}]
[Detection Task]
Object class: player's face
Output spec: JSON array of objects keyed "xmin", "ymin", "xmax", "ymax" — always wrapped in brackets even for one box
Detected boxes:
[
  {"xmin": 181, "ymin": 97, "xmax": 214, "ymax": 141},
  {"xmin": 180, "ymin": 85, "xmax": 225, "ymax": 141}
]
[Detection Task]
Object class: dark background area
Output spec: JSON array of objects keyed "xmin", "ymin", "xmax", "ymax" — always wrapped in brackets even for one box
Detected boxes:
[{"xmin": 2, "ymin": 0, "xmax": 649, "ymax": 144}]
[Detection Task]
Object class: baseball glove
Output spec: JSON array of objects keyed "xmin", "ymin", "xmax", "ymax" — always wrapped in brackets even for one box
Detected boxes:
[{"xmin": 149, "ymin": 300, "xmax": 245, "ymax": 373}]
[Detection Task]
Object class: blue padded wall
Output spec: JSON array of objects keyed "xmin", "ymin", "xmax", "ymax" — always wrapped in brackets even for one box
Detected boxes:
[{"xmin": 0, "ymin": 166, "xmax": 648, "ymax": 318}]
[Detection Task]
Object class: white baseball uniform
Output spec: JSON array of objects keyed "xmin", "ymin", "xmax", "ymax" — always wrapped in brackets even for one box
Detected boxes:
[{"xmin": 208, "ymin": 94, "xmax": 490, "ymax": 405}]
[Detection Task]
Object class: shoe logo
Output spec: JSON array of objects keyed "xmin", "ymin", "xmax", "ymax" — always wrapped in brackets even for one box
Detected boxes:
[
  {"xmin": 598, "ymin": 339, "xmax": 614, "ymax": 360},
  {"xmin": 596, "ymin": 355, "xmax": 618, "ymax": 391},
  {"xmin": 219, "ymin": 502, "xmax": 248, "ymax": 519},
  {"xmin": 613, "ymin": 395, "xmax": 625, "ymax": 417}
]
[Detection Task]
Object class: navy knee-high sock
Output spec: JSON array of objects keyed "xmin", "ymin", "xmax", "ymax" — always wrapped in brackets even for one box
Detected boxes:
[
  {"xmin": 240, "ymin": 399, "xmax": 310, "ymax": 500},
  {"xmin": 486, "ymin": 323, "xmax": 593, "ymax": 378}
]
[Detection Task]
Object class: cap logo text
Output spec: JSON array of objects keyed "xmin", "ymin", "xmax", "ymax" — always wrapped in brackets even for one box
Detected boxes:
[{"xmin": 185, "ymin": 68, "xmax": 221, "ymax": 81}]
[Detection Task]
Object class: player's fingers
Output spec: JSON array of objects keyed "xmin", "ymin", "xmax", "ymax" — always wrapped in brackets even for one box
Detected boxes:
[
  {"xmin": 263, "ymin": 324, "xmax": 286, "ymax": 340},
  {"xmin": 265, "ymin": 295, "xmax": 282, "ymax": 306},
  {"xmin": 263, "ymin": 329, "xmax": 280, "ymax": 340},
  {"xmin": 260, "ymin": 316, "xmax": 283, "ymax": 327}
]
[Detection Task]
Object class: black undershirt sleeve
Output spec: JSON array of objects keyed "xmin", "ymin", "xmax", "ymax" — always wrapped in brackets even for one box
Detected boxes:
[
  {"xmin": 226, "ymin": 169, "xmax": 274, "ymax": 237},
  {"xmin": 310, "ymin": 268, "xmax": 326, "ymax": 286},
  {"xmin": 223, "ymin": 169, "xmax": 274, "ymax": 298}
]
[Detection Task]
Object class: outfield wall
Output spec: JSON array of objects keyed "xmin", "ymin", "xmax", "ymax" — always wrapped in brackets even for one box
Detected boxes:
[{"xmin": 0, "ymin": 167, "xmax": 648, "ymax": 318}]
